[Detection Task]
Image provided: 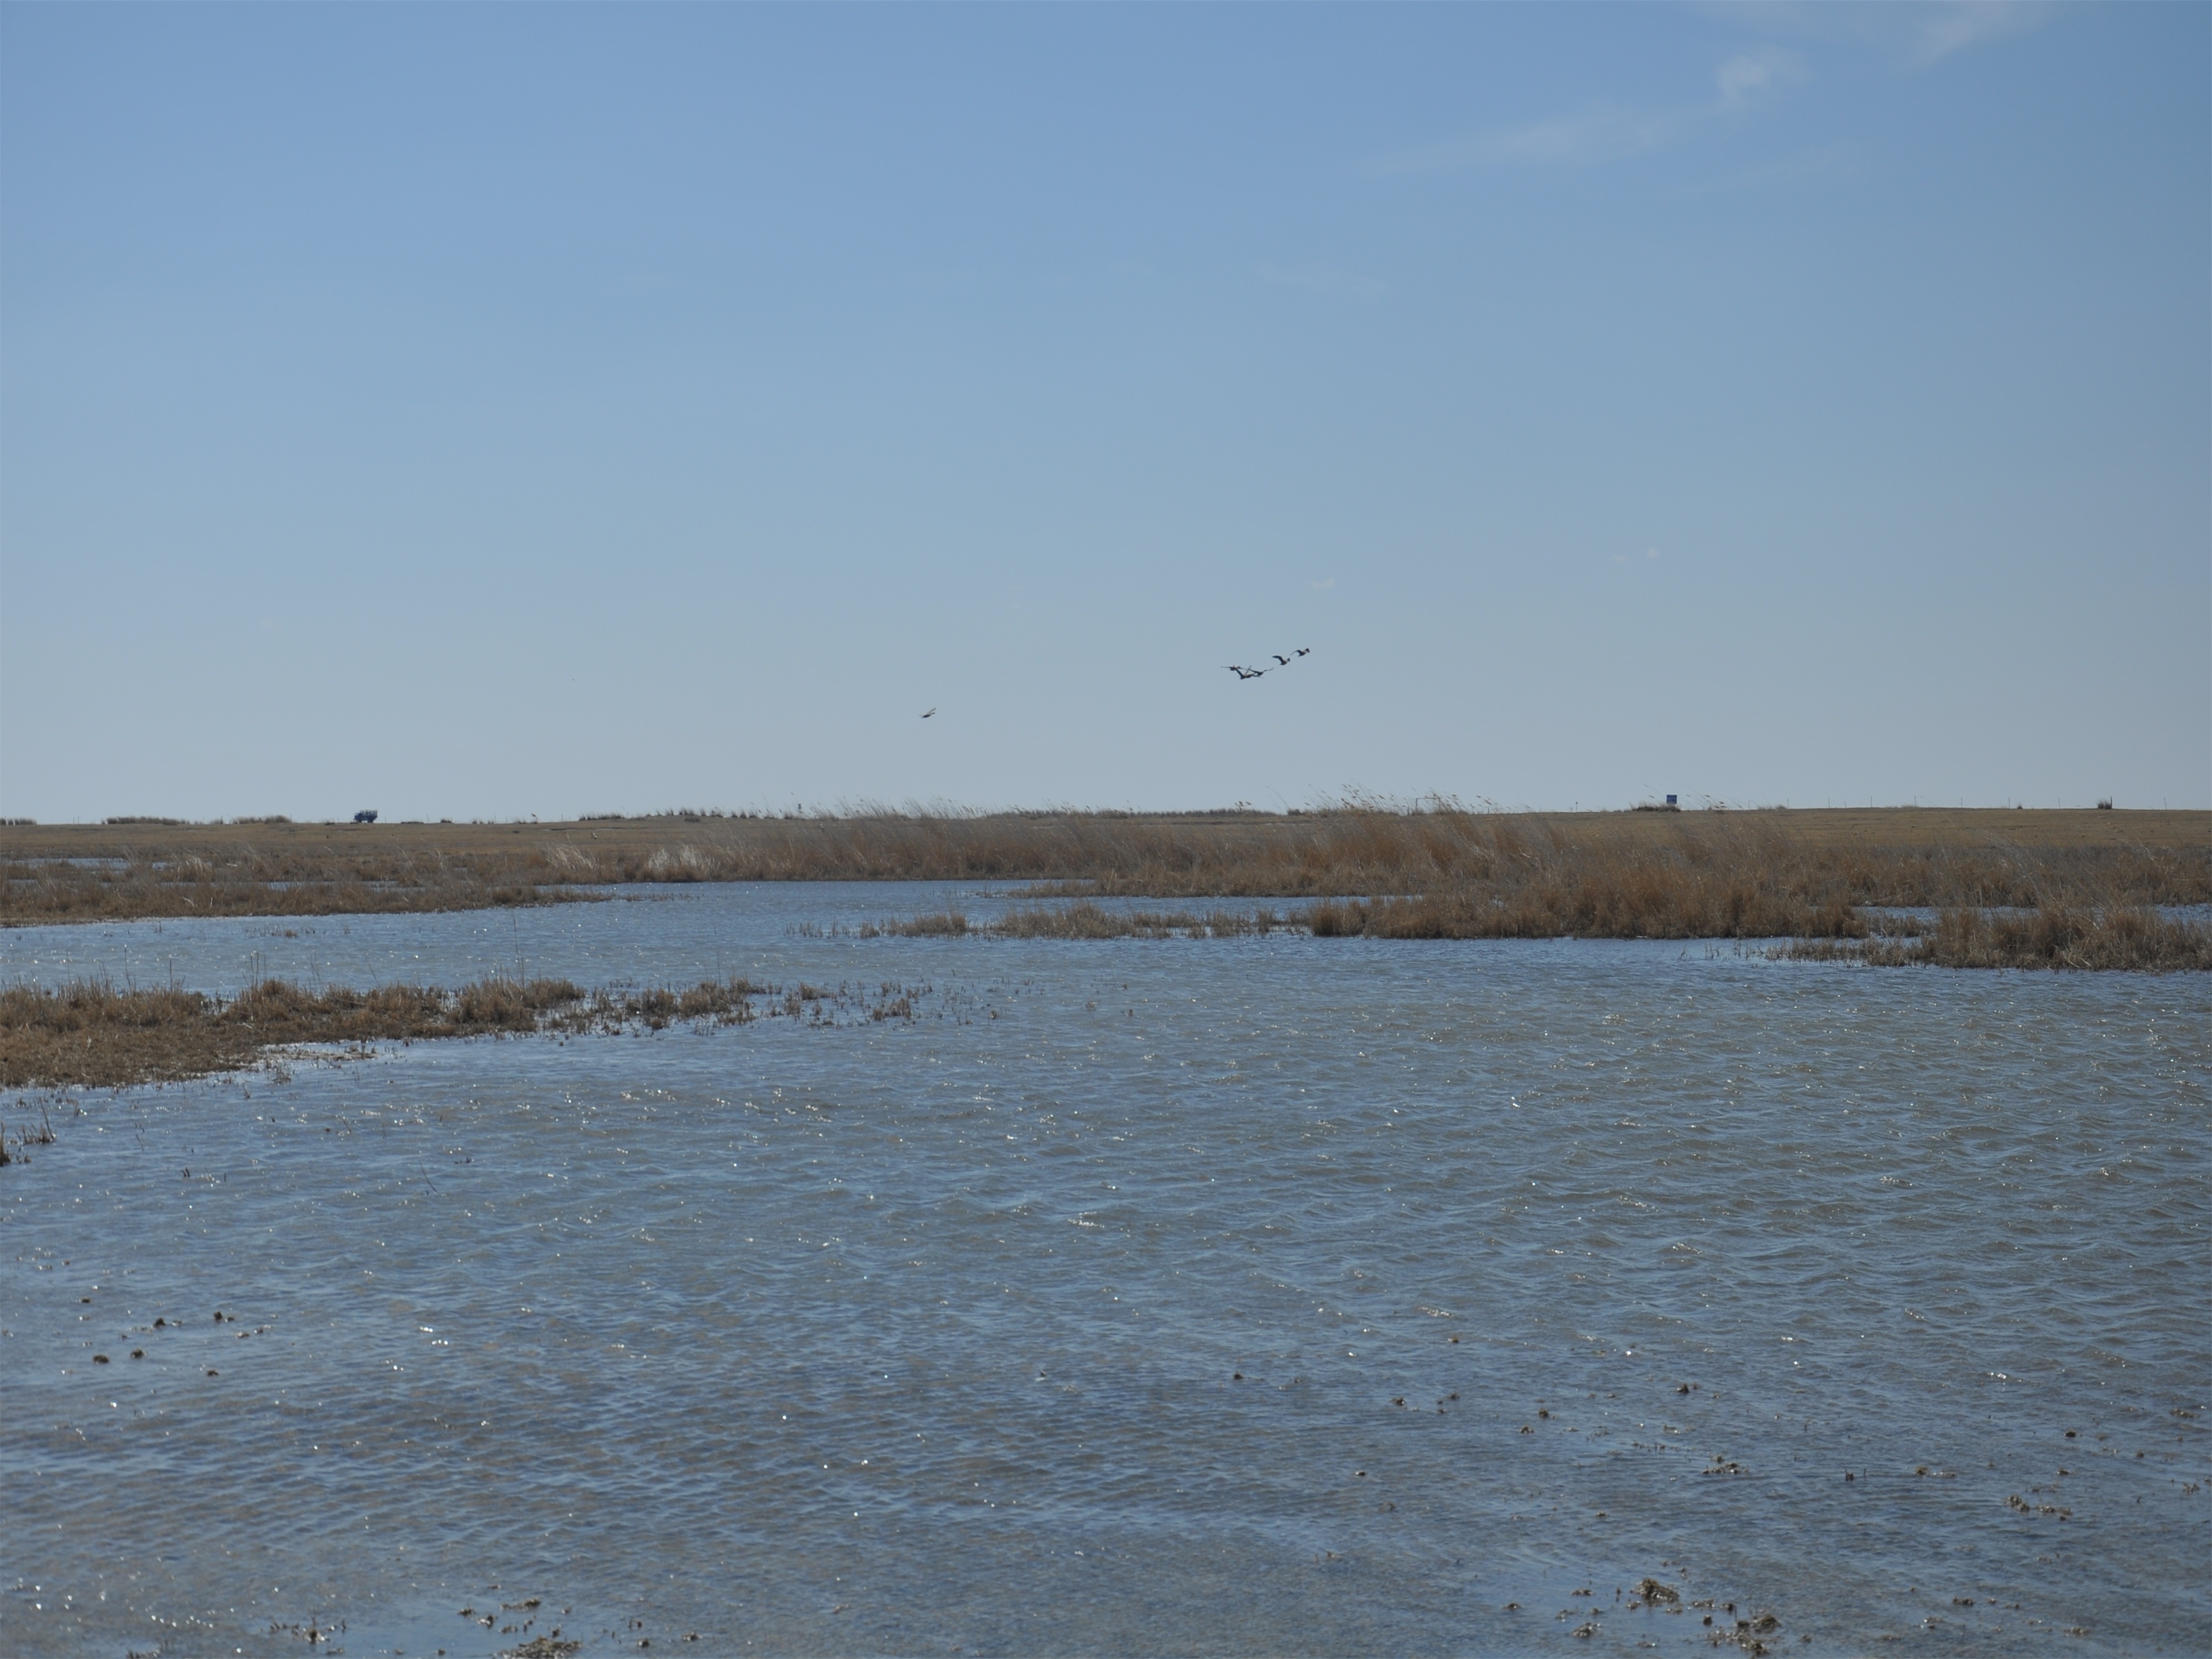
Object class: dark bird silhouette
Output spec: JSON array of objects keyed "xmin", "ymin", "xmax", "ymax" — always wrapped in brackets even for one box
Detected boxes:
[
  {"xmin": 1295, "ymin": 647, "xmax": 1311, "ymax": 657},
  {"xmin": 921, "ymin": 708, "xmax": 936, "ymax": 718},
  {"xmin": 1225, "ymin": 665, "xmax": 1266, "ymax": 680},
  {"xmin": 1272, "ymin": 654, "xmax": 1291, "ymax": 666}
]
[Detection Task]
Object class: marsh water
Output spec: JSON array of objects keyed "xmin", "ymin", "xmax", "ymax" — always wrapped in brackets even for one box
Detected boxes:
[{"xmin": 3, "ymin": 885, "xmax": 2206, "ymax": 1656}]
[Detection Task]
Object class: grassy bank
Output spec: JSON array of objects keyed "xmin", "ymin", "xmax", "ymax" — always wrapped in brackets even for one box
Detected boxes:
[
  {"xmin": 3, "ymin": 806, "xmax": 2204, "ymax": 927},
  {"xmin": 0, "ymin": 970, "xmax": 925, "ymax": 1095}
]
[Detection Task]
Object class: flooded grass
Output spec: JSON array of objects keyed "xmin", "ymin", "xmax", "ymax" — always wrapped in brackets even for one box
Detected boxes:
[
  {"xmin": 1775, "ymin": 905, "xmax": 2212, "ymax": 971},
  {"xmin": 1302, "ymin": 886, "xmax": 1866, "ymax": 942},
  {"xmin": 859, "ymin": 902, "xmax": 1289, "ymax": 939},
  {"xmin": 0, "ymin": 971, "xmax": 926, "ymax": 1093},
  {"xmin": 848, "ymin": 892, "xmax": 2206, "ymax": 970}
]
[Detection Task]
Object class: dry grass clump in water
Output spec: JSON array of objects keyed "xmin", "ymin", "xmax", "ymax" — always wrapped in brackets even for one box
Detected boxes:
[
  {"xmin": 855, "ymin": 873, "xmax": 2205, "ymax": 974},
  {"xmin": 1779, "ymin": 906, "xmax": 2211, "ymax": 972},
  {"xmin": 1289, "ymin": 815, "xmax": 2206, "ymax": 942},
  {"xmin": 0, "ymin": 975, "xmax": 586, "ymax": 1089},
  {"xmin": 0, "ymin": 972, "xmax": 789, "ymax": 1091},
  {"xmin": 862, "ymin": 911, "xmax": 972, "ymax": 937},
  {"xmin": 1305, "ymin": 881, "xmax": 1863, "ymax": 942},
  {"xmin": 1267, "ymin": 811, "xmax": 2206, "ymax": 953},
  {"xmin": 994, "ymin": 902, "xmax": 1287, "ymax": 938},
  {"xmin": 861, "ymin": 902, "xmax": 1287, "ymax": 940}
]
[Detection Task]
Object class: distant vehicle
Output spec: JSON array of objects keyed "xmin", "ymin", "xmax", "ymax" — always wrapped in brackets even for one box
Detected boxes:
[{"xmin": 354, "ymin": 810, "xmax": 378, "ymax": 823}]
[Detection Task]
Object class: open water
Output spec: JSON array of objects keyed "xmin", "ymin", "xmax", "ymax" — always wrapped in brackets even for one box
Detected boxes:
[{"xmin": 2, "ymin": 885, "xmax": 2206, "ymax": 1656}]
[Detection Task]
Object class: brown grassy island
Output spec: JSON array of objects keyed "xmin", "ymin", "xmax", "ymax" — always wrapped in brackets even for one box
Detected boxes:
[{"xmin": 0, "ymin": 972, "xmax": 912, "ymax": 1113}]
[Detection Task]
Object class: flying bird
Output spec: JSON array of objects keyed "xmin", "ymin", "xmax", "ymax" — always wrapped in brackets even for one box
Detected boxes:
[
  {"xmin": 1227, "ymin": 649, "xmax": 1313, "ymax": 681},
  {"xmin": 921, "ymin": 708, "xmax": 936, "ymax": 718}
]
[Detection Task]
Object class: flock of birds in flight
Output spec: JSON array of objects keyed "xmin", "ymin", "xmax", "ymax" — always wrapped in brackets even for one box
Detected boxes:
[
  {"xmin": 921, "ymin": 646, "xmax": 1311, "ymax": 716},
  {"xmin": 1224, "ymin": 647, "xmax": 1312, "ymax": 681}
]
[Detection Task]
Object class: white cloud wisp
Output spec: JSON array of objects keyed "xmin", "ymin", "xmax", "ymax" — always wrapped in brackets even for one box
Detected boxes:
[{"xmin": 1380, "ymin": 46, "xmax": 1803, "ymax": 175}]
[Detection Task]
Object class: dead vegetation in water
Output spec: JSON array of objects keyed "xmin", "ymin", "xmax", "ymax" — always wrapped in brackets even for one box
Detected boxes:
[
  {"xmin": 849, "ymin": 811, "xmax": 2207, "ymax": 959},
  {"xmin": 1777, "ymin": 905, "xmax": 2212, "ymax": 972},
  {"xmin": 859, "ymin": 902, "xmax": 1289, "ymax": 940},
  {"xmin": 1303, "ymin": 884, "xmax": 1864, "ymax": 943},
  {"xmin": 852, "ymin": 890, "xmax": 2205, "ymax": 968},
  {"xmin": 1270, "ymin": 811, "xmax": 2206, "ymax": 954},
  {"xmin": 0, "ymin": 971, "xmax": 928, "ymax": 1093},
  {"xmin": 1294, "ymin": 815, "xmax": 2206, "ymax": 936},
  {"xmin": 0, "ymin": 975, "xmax": 588, "ymax": 1089}
]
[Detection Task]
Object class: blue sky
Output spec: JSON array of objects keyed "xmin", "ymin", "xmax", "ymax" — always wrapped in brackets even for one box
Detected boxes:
[{"xmin": 3, "ymin": 2, "xmax": 2205, "ymax": 820}]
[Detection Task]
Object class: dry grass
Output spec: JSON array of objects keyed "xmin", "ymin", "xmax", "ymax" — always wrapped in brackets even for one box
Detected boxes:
[
  {"xmin": 0, "ymin": 969, "xmax": 946, "ymax": 1096},
  {"xmin": 1778, "ymin": 906, "xmax": 2212, "ymax": 972},
  {"xmin": 1305, "ymin": 884, "xmax": 1863, "ymax": 942},
  {"xmin": 859, "ymin": 902, "xmax": 1288, "ymax": 940},
  {"xmin": 0, "ymin": 972, "xmax": 787, "ymax": 1092},
  {"xmin": 857, "ymin": 891, "xmax": 2205, "ymax": 969},
  {"xmin": 0, "ymin": 849, "xmax": 576, "ymax": 925},
  {"xmin": 0, "ymin": 975, "xmax": 576, "ymax": 1089},
  {"xmin": 993, "ymin": 902, "xmax": 1288, "ymax": 939},
  {"xmin": 1266, "ymin": 811, "xmax": 2207, "ymax": 944},
  {"xmin": 1282, "ymin": 827, "xmax": 2210, "ymax": 967},
  {"xmin": 860, "ymin": 911, "xmax": 973, "ymax": 937},
  {"xmin": 829, "ymin": 808, "xmax": 2210, "ymax": 967},
  {"xmin": 4, "ymin": 806, "xmax": 2205, "ymax": 937}
]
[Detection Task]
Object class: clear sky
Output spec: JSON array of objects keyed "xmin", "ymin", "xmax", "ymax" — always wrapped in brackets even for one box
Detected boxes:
[{"xmin": 3, "ymin": 2, "xmax": 2205, "ymax": 821}]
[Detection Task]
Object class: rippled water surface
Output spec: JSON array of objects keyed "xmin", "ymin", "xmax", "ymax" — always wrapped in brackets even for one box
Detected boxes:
[{"xmin": 4, "ymin": 885, "xmax": 2206, "ymax": 1656}]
